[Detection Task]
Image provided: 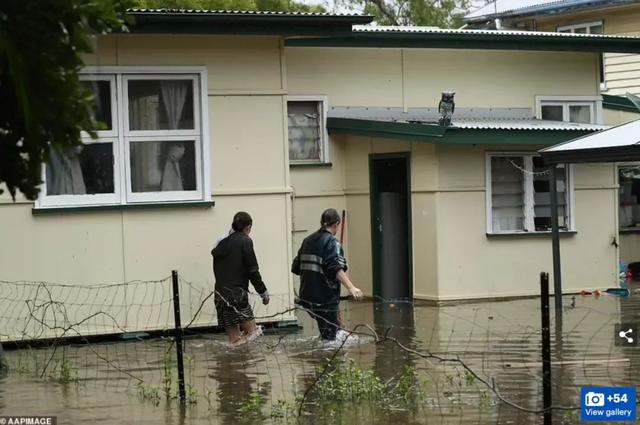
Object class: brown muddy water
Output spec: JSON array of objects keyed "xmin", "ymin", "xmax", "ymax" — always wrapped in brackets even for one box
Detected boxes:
[{"xmin": 1, "ymin": 292, "xmax": 639, "ymax": 424}]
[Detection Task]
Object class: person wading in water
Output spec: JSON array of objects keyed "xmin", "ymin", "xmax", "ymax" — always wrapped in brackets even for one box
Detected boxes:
[
  {"xmin": 292, "ymin": 208, "xmax": 363, "ymax": 340},
  {"xmin": 212, "ymin": 212, "xmax": 270, "ymax": 346}
]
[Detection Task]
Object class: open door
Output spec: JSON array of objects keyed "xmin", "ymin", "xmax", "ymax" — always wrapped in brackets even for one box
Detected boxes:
[
  {"xmin": 618, "ymin": 165, "xmax": 640, "ymax": 277},
  {"xmin": 369, "ymin": 153, "xmax": 413, "ymax": 301}
]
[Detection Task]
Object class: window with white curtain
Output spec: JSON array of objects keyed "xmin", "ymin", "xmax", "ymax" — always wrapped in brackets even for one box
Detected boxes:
[
  {"xmin": 536, "ymin": 96, "xmax": 600, "ymax": 124},
  {"xmin": 486, "ymin": 153, "xmax": 573, "ymax": 234},
  {"xmin": 287, "ymin": 97, "xmax": 328, "ymax": 163},
  {"xmin": 38, "ymin": 67, "xmax": 209, "ymax": 208}
]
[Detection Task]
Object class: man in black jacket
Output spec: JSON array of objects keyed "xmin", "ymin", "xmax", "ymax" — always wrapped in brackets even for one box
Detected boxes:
[
  {"xmin": 212, "ymin": 212, "xmax": 269, "ymax": 346},
  {"xmin": 292, "ymin": 208, "xmax": 363, "ymax": 340}
]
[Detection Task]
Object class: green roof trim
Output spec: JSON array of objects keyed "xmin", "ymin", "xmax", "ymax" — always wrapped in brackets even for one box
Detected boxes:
[
  {"xmin": 603, "ymin": 94, "xmax": 640, "ymax": 113},
  {"xmin": 286, "ymin": 31, "xmax": 640, "ymax": 53},
  {"xmin": 327, "ymin": 117, "xmax": 447, "ymax": 140},
  {"xmin": 327, "ymin": 117, "xmax": 596, "ymax": 145},
  {"xmin": 126, "ymin": 9, "xmax": 373, "ymax": 35}
]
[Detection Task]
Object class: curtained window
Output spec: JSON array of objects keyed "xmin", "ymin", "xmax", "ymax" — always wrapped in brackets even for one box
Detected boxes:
[
  {"xmin": 40, "ymin": 69, "xmax": 207, "ymax": 208},
  {"xmin": 487, "ymin": 153, "xmax": 572, "ymax": 234},
  {"xmin": 287, "ymin": 98, "xmax": 328, "ymax": 163}
]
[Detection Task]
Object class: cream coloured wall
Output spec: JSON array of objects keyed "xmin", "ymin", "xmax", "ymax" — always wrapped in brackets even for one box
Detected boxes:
[
  {"xmin": 604, "ymin": 108, "xmax": 640, "ymax": 126},
  {"xmin": 0, "ymin": 34, "xmax": 294, "ymax": 341},
  {"xmin": 293, "ymin": 135, "xmax": 619, "ymax": 302},
  {"xmin": 286, "ymin": 48, "xmax": 598, "ymax": 109},
  {"xmin": 434, "ymin": 145, "xmax": 617, "ymax": 300},
  {"xmin": 288, "ymin": 46, "xmax": 602, "ymax": 301},
  {"xmin": 291, "ymin": 134, "xmax": 439, "ymax": 299}
]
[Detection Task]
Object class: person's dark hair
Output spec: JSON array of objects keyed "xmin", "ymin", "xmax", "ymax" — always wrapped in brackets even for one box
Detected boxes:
[
  {"xmin": 232, "ymin": 211, "xmax": 253, "ymax": 232},
  {"xmin": 319, "ymin": 208, "xmax": 341, "ymax": 231}
]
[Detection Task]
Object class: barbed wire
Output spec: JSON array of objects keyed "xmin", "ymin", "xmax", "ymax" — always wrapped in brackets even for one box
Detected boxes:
[{"xmin": 0, "ymin": 276, "xmax": 636, "ymax": 424}]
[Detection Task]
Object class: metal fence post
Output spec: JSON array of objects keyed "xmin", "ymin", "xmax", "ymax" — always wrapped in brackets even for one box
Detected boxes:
[
  {"xmin": 171, "ymin": 270, "xmax": 186, "ymax": 402},
  {"xmin": 541, "ymin": 272, "xmax": 552, "ymax": 425}
]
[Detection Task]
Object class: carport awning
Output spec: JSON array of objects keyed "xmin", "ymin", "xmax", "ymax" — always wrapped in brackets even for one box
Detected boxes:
[
  {"xmin": 540, "ymin": 119, "xmax": 640, "ymax": 164},
  {"xmin": 326, "ymin": 108, "xmax": 606, "ymax": 145}
]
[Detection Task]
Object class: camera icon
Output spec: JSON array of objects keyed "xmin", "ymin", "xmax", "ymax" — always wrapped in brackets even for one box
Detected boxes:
[{"xmin": 585, "ymin": 392, "xmax": 606, "ymax": 407}]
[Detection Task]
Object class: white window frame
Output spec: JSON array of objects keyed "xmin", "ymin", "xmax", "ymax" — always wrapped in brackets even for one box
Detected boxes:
[
  {"xmin": 535, "ymin": 95, "xmax": 603, "ymax": 125},
  {"xmin": 79, "ymin": 74, "xmax": 118, "ymax": 138},
  {"xmin": 485, "ymin": 152, "xmax": 575, "ymax": 235},
  {"xmin": 36, "ymin": 66, "xmax": 211, "ymax": 209},
  {"xmin": 556, "ymin": 21, "xmax": 603, "ymax": 34},
  {"xmin": 286, "ymin": 95, "xmax": 330, "ymax": 164}
]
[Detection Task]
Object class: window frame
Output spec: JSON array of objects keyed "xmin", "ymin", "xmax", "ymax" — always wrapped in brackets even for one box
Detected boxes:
[
  {"xmin": 79, "ymin": 74, "xmax": 118, "ymax": 138},
  {"xmin": 556, "ymin": 21, "xmax": 603, "ymax": 34},
  {"xmin": 36, "ymin": 66, "xmax": 211, "ymax": 210},
  {"xmin": 485, "ymin": 152, "xmax": 575, "ymax": 235},
  {"xmin": 123, "ymin": 74, "xmax": 201, "ymax": 138},
  {"xmin": 286, "ymin": 95, "xmax": 330, "ymax": 164},
  {"xmin": 535, "ymin": 95, "xmax": 602, "ymax": 125}
]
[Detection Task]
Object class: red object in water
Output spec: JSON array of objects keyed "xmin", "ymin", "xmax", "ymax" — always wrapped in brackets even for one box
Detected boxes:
[{"xmin": 581, "ymin": 290, "xmax": 593, "ymax": 296}]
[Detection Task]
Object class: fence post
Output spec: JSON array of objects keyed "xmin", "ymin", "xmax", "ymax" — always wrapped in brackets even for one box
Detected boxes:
[
  {"xmin": 171, "ymin": 270, "xmax": 186, "ymax": 403},
  {"xmin": 540, "ymin": 272, "xmax": 552, "ymax": 425}
]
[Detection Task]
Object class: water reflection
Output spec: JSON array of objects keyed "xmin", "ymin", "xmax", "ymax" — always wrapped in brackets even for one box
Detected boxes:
[{"xmin": 2, "ymin": 294, "xmax": 640, "ymax": 424}]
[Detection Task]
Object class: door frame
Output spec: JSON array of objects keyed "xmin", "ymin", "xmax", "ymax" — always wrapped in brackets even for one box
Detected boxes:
[{"xmin": 368, "ymin": 152, "xmax": 413, "ymax": 300}]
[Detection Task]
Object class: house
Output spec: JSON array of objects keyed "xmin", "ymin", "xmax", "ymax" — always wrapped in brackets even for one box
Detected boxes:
[
  {"xmin": 2, "ymin": 9, "xmax": 640, "ymax": 340},
  {"xmin": 464, "ymin": 0, "xmax": 640, "ymax": 99},
  {"xmin": 465, "ymin": 0, "xmax": 640, "ymax": 272}
]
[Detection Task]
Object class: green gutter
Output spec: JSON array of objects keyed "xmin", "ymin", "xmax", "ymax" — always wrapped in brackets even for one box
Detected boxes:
[
  {"xmin": 327, "ymin": 117, "xmax": 446, "ymax": 140},
  {"xmin": 327, "ymin": 118, "xmax": 595, "ymax": 145},
  {"xmin": 127, "ymin": 12, "xmax": 373, "ymax": 36},
  {"xmin": 603, "ymin": 94, "xmax": 640, "ymax": 113},
  {"xmin": 286, "ymin": 32, "xmax": 640, "ymax": 53}
]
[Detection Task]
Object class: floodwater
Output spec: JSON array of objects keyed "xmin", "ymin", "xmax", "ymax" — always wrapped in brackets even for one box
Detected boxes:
[{"xmin": 1, "ymin": 289, "xmax": 639, "ymax": 424}]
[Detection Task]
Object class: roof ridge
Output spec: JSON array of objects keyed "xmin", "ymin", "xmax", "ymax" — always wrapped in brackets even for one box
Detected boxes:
[{"xmin": 127, "ymin": 8, "xmax": 368, "ymax": 17}]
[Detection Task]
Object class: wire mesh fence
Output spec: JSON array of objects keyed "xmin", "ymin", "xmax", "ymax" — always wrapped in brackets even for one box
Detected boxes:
[{"xmin": 1, "ymin": 273, "xmax": 639, "ymax": 424}]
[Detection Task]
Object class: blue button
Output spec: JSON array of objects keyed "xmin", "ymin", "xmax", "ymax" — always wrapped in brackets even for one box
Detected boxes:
[{"xmin": 581, "ymin": 387, "xmax": 636, "ymax": 422}]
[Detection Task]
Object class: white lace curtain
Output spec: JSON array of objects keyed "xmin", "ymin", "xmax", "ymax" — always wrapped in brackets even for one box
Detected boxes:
[{"xmin": 130, "ymin": 80, "xmax": 189, "ymax": 192}]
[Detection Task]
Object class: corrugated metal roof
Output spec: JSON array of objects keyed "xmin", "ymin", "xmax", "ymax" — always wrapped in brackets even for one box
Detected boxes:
[
  {"xmin": 452, "ymin": 118, "xmax": 606, "ymax": 130},
  {"xmin": 464, "ymin": 0, "xmax": 634, "ymax": 21},
  {"xmin": 353, "ymin": 24, "xmax": 636, "ymax": 39},
  {"xmin": 541, "ymin": 119, "xmax": 640, "ymax": 152},
  {"xmin": 127, "ymin": 8, "xmax": 366, "ymax": 17},
  {"xmin": 328, "ymin": 106, "xmax": 608, "ymax": 130}
]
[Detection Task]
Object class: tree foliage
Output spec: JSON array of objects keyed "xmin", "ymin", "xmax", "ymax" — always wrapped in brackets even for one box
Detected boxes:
[
  {"xmin": 134, "ymin": 0, "xmax": 326, "ymax": 13},
  {"xmin": 347, "ymin": 0, "xmax": 468, "ymax": 27},
  {"xmin": 0, "ymin": 0, "xmax": 131, "ymax": 201}
]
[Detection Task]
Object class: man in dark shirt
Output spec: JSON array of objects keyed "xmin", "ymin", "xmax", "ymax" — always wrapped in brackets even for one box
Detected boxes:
[
  {"xmin": 212, "ymin": 212, "xmax": 269, "ymax": 346},
  {"xmin": 292, "ymin": 208, "xmax": 363, "ymax": 340}
]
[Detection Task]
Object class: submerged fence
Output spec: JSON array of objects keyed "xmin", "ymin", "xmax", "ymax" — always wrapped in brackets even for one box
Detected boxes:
[{"xmin": 0, "ymin": 272, "xmax": 638, "ymax": 424}]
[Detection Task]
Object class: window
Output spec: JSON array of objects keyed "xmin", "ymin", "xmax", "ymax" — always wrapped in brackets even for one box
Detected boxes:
[
  {"xmin": 287, "ymin": 96, "xmax": 329, "ymax": 163},
  {"xmin": 38, "ymin": 67, "xmax": 209, "ymax": 208},
  {"xmin": 557, "ymin": 22, "xmax": 606, "ymax": 89},
  {"xmin": 619, "ymin": 166, "xmax": 640, "ymax": 231},
  {"xmin": 536, "ymin": 96, "xmax": 601, "ymax": 124},
  {"xmin": 486, "ymin": 153, "xmax": 573, "ymax": 234}
]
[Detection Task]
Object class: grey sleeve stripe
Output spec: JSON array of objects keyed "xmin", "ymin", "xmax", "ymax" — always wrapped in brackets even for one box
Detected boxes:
[
  {"xmin": 300, "ymin": 254, "xmax": 323, "ymax": 264},
  {"xmin": 300, "ymin": 263, "xmax": 324, "ymax": 274}
]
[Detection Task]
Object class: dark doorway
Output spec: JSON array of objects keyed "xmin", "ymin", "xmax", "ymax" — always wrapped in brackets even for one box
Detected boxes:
[{"xmin": 369, "ymin": 153, "xmax": 412, "ymax": 301}]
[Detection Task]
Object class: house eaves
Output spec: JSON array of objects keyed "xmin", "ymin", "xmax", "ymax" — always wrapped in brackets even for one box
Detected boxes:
[
  {"xmin": 327, "ymin": 107, "xmax": 603, "ymax": 145},
  {"xmin": 285, "ymin": 26, "xmax": 640, "ymax": 53},
  {"xmin": 540, "ymin": 118, "xmax": 640, "ymax": 163},
  {"xmin": 126, "ymin": 8, "xmax": 373, "ymax": 36},
  {"xmin": 602, "ymin": 94, "xmax": 640, "ymax": 113},
  {"xmin": 464, "ymin": 0, "xmax": 637, "ymax": 23}
]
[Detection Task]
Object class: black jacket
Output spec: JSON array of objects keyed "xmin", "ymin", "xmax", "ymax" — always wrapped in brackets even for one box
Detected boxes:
[
  {"xmin": 212, "ymin": 232, "xmax": 267, "ymax": 307},
  {"xmin": 292, "ymin": 230, "xmax": 347, "ymax": 308}
]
